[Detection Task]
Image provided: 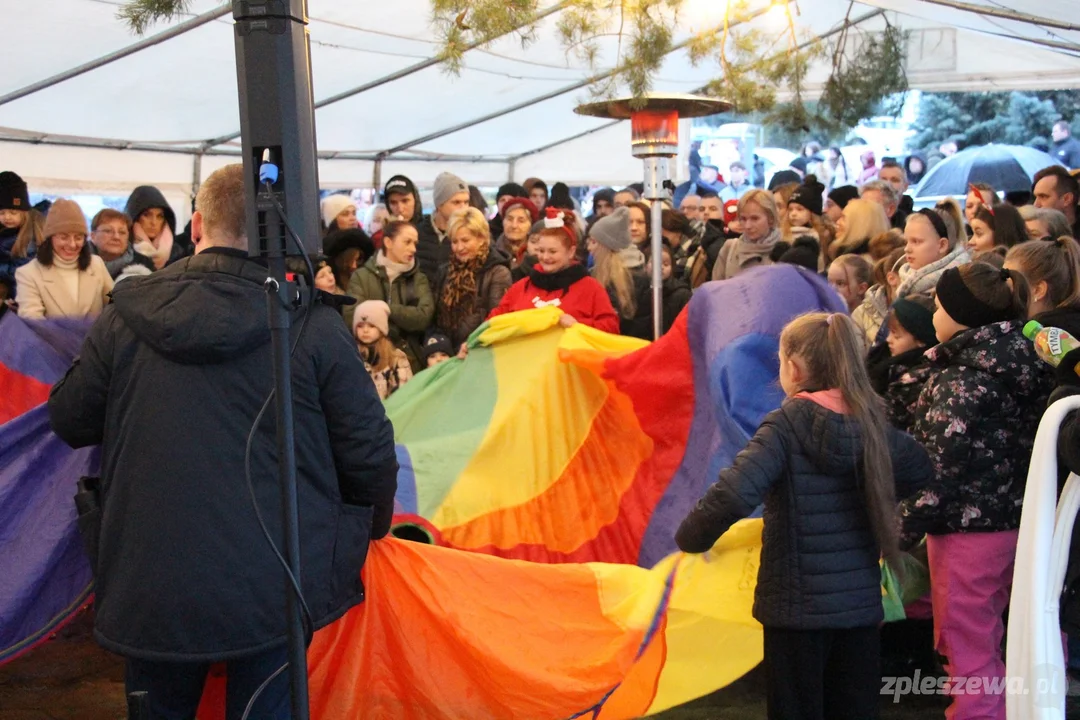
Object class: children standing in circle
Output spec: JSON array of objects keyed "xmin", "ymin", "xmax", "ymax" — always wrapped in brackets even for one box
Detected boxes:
[
  {"xmin": 676, "ymin": 312, "xmax": 932, "ymax": 720},
  {"xmin": 900, "ymin": 263, "xmax": 1054, "ymax": 719},
  {"xmin": 353, "ymin": 300, "xmax": 413, "ymax": 401}
]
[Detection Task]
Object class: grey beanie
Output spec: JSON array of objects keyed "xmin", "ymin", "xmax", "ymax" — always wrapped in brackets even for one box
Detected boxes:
[
  {"xmin": 433, "ymin": 172, "xmax": 468, "ymax": 208},
  {"xmin": 588, "ymin": 206, "xmax": 632, "ymax": 252}
]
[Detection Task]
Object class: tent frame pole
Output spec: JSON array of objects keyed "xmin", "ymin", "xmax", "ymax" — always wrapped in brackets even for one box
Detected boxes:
[
  {"xmin": 0, "ymin": 4, "xmax": 231, "ymax": 108},
  {"xmin": 899, "ymin": 0, "xmax": 1080, "ymax": 32}
]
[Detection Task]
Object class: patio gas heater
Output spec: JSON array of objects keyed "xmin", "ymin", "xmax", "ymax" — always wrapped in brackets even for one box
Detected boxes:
[{"xmin": 575, "ymin": 93, "xmax": 731, "ymax": 339}]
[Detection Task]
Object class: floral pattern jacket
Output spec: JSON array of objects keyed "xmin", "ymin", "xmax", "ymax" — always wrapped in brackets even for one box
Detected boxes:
[{"xmin": 900, "ymin": 320, "xmax": 1053, "ymax": 544}]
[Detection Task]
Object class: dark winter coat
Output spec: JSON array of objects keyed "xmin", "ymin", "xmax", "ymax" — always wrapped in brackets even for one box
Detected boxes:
[
  {"xmin": 687, "ymin": 221, "xmax": 728, "ymax": 289},
  {"xmin": 124, "ymin": 186, "xmax": 192, "ymax": 265},
  {"xmin": 0, "ymin": 225, "xmax": 33, "ymax": 292},
  {"xmin": 47, "ymin": 248, "xmax": 398, "ymax": 662},
  {"xmin": 511, "ymin": 254, "xmax": 536, "ymax": 283},
  {"xmin": 619, "ymin": 272, "xmax": 654, "ymax": 340},
  {"xmin": 416, "ymin": 215, "xmax": 451, "ymax": 282},
  {"xmin": 891, "ymin": 194, "xmax": 914, "ymax": 231},
  {"xmin": 904, "ymin": 153, "xmax": 928, "ymax": 186},
  {"xmin": 345, "ymin": 254, "xmax": 435, "ymax": 372},
  {"xmin": 1053, "ymin": 136, "xmax": 1080, "ymax": 169},
  {"xmin": 868, "ymin": 344, "xmax": 933, "ymax": 433},
  {"xmin": 623, "ymin": 274, "xmax": 690, "ymax": 338},
  {"xmin": 434, "ymin": 248, "xmax": 513, "ymax": 347},
  {"xmin": 1035, "ymin": 305, "xmax": 1080, "ymax": 633},
  {"xmin": 675, "ymin": 397, "xmax": 933, "ymax": 630},
  {"xmin": 900, "ymin": 321, "xmax": 1054, "ymax": 543}
]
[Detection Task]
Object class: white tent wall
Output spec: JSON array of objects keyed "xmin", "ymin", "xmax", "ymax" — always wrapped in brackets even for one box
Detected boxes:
[{"xmin": 4, "ymin": 0, "xmax": 1080, "ymax": 195}]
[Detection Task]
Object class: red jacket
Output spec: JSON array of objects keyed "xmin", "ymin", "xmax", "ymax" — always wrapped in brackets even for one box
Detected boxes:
[{"xmin": 487, "ymin": 265, "xmax": 620, "ymax": 334}]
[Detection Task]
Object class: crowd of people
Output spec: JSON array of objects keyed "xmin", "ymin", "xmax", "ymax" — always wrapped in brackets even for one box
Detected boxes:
[{"xmin": 6, "ymin": 138, "xmax": 1080, "ymax": 717}]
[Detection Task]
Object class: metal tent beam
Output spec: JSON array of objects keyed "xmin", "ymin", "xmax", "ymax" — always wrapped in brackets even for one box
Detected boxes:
[
  {"xmin": 894, "ymin": 0, "xmax": 1080, "ymax": 33},
  {"xmin": 200, "ymin": 1, "xmax": 571, "ymax": 149},
  {"xmin": 377, "ymin": 3, "xmax": 779, "ymax": 159},
  {"xmin": 0, "ymin": 130, "xmax": 510, "ymax": 163},
  {"xmin": 0, "ymin": 4, "xmax": 232, "ymax": 108},
  {"xmin": 508, "ymin": 8, "xmax": 887, "ymax": 164}
]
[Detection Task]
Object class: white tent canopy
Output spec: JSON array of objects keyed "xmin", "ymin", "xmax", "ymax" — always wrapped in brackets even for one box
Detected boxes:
[{"xmin": 4, "ymin": 0, "xmax": 1080, "ymax": 214}]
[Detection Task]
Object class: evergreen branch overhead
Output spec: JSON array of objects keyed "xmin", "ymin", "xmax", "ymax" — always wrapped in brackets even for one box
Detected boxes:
[
  {"xmin": 118, "ymin": 0, "xmax": 190, "ymax": 34},
  {"xmin": 432, "ymin": 0, "xmax": 909, "ymax": 133}
]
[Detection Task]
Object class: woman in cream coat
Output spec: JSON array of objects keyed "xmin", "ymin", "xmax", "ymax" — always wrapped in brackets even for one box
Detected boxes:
[{"xmin": 15, "ymin": 198, "xmax": 113, "ymax": 319}]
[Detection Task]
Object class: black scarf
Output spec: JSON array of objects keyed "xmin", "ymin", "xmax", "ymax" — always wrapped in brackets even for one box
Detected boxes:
[{"xmin": 529, "ymin": 263, "xmax": 588, "ymax": 293}]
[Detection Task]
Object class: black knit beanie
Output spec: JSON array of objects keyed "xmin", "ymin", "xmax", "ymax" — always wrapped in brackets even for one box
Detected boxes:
[{"xmin": 891, "ymin": 298, "xmax": 937, "ymax": 347}]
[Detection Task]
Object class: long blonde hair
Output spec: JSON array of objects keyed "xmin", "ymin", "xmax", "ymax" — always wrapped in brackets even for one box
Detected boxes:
[
  {"xmin": 771, "ymin": 185, "xmax": 797, "ymax": 240},
  {"xmin": 833, "ymin": 198, "xmax": 890, "ymax": 259},
  {"xmin": 780, "ymin": 312, "xmax": 901, "ymax": 572},
  {"xmin": 9, "ymin": 209, "xmax": 44, "ymax": 259},
  {"xmin": 361, "ymin": 335, "xmax": 398, "ymax": 374},
  {"xmin": 591, "ymin": 244, "xmax": 636, "ymax": 318}
]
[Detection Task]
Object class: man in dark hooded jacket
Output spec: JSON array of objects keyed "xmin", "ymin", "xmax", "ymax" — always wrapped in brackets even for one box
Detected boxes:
[
  {"xmin": 48, "ymin": 164, "xmax": 398, "ymax": 719},
  {"xmin": 382, "ymin": 174, "xmax": 424, "ymax": 227}
]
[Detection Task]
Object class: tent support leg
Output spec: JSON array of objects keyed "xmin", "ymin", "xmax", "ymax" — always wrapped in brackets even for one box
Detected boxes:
[
  {"xmin": 373, "ymin": 157, "xmax": 383, "ymax": 194},
  {"xmin": 192, "ymin": 153, "xmax": 203, "ymax": 204},
  {"xmin": 508, "ymin": 159, "xmax": 516, "ymax": 183}
]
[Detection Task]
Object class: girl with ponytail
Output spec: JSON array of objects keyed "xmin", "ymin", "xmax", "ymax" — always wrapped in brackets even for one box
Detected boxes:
[
  {"xmin": 900, "ymin": 262, "xmax": 1055, "ymax": 719},
  {"xmin": 676, "ymin": 311, "xmax": 933, "ymax": 719},
  {"xmin": 1005, "ymin": 234, "xmax": 1080, "ymax": 339}
]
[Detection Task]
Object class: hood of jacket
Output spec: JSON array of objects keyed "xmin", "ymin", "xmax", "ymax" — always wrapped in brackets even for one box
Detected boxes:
[
  {"xmin": 381, "ymin": 174, "xmax": 425, "ymax": 226},
  {"xmin": 904, "ymin": 152, "xmax": 928, "ymax": 183},
  {"xmin": 926, "ymin": 320, "xmax": 1046, "ymax": 395},
  {"xmin": 109, "ymin": 251, "xmax": 276, "ymax": 364},
  {"xmin": 483, "ymin": 246, "xmax": 512, "ymax": 272},
  {"xmin": 1033, "ymin": 305, "xmax": 1080, "ymax": 340},
  {"xmin": 125, "ymin": 185, "xmax": 177, "ymax": 235},
  {"xmin": 780, "ymin": 397, "xmax": 864, "ymax": 477}
]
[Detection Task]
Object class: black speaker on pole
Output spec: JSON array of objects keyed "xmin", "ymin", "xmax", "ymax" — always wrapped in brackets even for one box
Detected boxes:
[{"xmin": 231, "ymin": 1, "xmax": 320, "ymax": 718}]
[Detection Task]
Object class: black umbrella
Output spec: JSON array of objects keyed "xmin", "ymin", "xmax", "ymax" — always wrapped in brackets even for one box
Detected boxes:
[{"xmin": 913, "ymin": 144, "xmax": 1063, "ymax": 198}]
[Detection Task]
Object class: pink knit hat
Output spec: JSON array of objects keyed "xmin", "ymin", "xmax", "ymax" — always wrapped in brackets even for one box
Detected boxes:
[{"xmin": 353, "ymin": 300, "xmax": 391, "ymax": 337}]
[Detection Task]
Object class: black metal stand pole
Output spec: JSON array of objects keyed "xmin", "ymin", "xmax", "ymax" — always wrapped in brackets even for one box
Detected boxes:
[
  {"xmin": 264, "ymin": 260, "xmax": 309, "ymax": 720},
  {"xmin": 231, "ymin": 0, "xmax": 322, "ymax": 717}
]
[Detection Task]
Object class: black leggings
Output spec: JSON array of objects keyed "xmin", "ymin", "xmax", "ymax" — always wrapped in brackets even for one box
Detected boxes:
[{"xmin": 763, "ymin": 625, "xmax": 881, "ymax": 720}]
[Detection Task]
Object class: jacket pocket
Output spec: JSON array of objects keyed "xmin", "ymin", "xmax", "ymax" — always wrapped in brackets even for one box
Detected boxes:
[{"xmin": 330, "ymin": 504, "xmax": 374, "ymax": 609}]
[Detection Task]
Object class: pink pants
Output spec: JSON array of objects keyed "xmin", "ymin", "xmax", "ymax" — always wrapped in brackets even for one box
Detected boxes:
[{"xmin": 927, "ymin": 530, "xmax": 1018, "ymax": 720}]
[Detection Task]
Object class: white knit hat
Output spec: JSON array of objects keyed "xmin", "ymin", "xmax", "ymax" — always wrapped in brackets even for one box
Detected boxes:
[{"xmin": 321, "ymin": 194, "xmax": 356, "ymax": 228}]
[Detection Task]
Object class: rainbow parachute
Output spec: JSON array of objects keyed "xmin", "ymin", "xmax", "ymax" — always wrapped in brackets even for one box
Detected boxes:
[{"xmin": 6, "ymin": 266, "xmax": 905, "ymax": 719}]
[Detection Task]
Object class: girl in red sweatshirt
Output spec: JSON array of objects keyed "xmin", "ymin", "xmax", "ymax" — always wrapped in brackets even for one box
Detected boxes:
[{"xmin": 488, "ymin": 208, "xmax": 620, "ymax": 334}]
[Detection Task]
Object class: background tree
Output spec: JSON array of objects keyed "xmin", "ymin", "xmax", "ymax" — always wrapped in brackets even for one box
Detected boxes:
[{"xmin": 910, "ymin": 90, "xmax": 1078, "ymax": 154}]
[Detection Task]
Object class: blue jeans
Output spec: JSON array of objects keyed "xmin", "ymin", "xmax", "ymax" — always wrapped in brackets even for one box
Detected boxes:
[{"xmin": 124, "ymin": 645, "xmax": 290, "ymax": 720}]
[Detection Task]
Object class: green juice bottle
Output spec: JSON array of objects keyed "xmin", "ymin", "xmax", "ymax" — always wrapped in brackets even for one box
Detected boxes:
[{"xmin": 1023, "ymin": 320, "xmax": 1080, "ymax": 375}]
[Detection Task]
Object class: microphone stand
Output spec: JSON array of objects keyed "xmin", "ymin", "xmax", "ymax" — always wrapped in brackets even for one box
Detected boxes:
[{"xmin": 231, "ymin": 1, "xmax": 322, "ymax": 718}]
